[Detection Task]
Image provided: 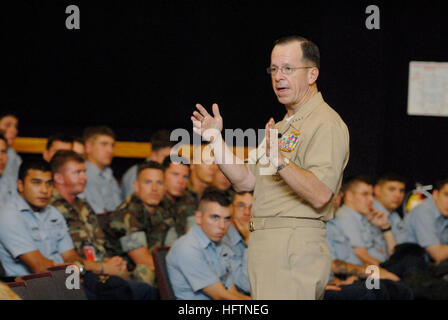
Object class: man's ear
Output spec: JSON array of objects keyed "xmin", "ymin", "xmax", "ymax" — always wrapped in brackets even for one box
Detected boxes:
[
  {"xmin": 344, "ymin": 190, "xmax": 353, "ymax": 204},
  {"xmin": 84, "ymin": 139, "xmax": 92, "ymax": 155},
  {"xmin": 42, "ymin": 150, "xmax": 50, "ymax": 162},
  {"xmin": 162, "ymin": 181, "xmax": 167, "ymax": 195},
  {"xmin": 373, "ymin": 185, "xmax": 380, "ymax": 197},
  {"xmin": 133, "ymin": 180, "xmax": 139, "ymax": 195},
  {"xmin": 194, "ymin": 210, "xmax": 202, "ymax": 225},
  {"xmin": 230, "ymin": 203, "xmax": 236, "ymax": 217},
  {"xmin": 17, "ymin": 179, "xmax": 24, "ymax": 194},
  {"xmin": 433, "ymin": 190, "xmax": 439, "ymax": 202},
  {"xmin": 53, "ymin": 172, "xmax": 64, "ymax": 185},
  {"xmin": 308, "ymin": 67, "xmax": 319, "ymax": 85}
]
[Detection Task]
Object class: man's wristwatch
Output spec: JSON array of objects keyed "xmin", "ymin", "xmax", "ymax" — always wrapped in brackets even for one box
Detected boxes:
[
  {"xmin": 381, "ymin": 226, "xmax": 392, "ymax": 233},
  {"xmin": 276, "ymin": 157, "xmax": 290, "ymax": 172},
  {"xmin": 74, "ymin": 261, "xmax": 86, "ymax": 276}
]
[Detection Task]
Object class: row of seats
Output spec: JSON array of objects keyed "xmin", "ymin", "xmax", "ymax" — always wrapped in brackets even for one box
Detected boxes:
[
  {"xmin": 4, "ymin": 247, "xmax": 174, "ymax": 300},
  {"xmin": 6, "ymin": 265, "xmax": 86, "ymax": 300}
]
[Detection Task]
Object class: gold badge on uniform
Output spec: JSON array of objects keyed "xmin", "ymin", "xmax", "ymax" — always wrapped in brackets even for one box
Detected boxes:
[
  {"xmin": 272, "ymin": 172, "xmax": 283, "ymax": 181},
  {"xmin": 279, "ymin": 129, "xmax": 301, "ymax": 152}
]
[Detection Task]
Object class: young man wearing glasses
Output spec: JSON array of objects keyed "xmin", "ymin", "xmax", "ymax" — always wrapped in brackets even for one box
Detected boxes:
[
  {"xmin": 222, "ymin": 191, "xmax": 253, "ymax": 295},
  {"xmin": 335, "ymin": 176, "xmax": 397, "ymax": 267}
]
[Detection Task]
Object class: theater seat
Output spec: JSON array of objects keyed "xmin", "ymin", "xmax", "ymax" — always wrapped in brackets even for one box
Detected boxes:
[
  {"xmin": 0, "ymin": 259, "xmax": 5, "ymax": 278},
  {"xmin": 6, "ymin": 281, "xmax": 28, "ymax": 299},
  {"xmin": 152, "ymin": 246, "xmax": 175, "ymax": 300},
  {"xmin": 16, "ymin": 272, "xmax": 59, "ymax": 300},
  {"xmin": 47, "ymin": 264, "xmax": 87, "ymax": 300}
]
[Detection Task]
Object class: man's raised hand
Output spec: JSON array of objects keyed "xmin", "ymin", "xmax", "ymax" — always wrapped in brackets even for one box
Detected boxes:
[
  {"xmin": 191, "ymin": 103, "xmax": 223, "ymax": 143},
  {"xmin": 265, "ymin": 117, "xmax": 283, "ymax": 168},
  {"xmin": 368, "ymin": 210, "xmax": 390, "ymax": 229}
]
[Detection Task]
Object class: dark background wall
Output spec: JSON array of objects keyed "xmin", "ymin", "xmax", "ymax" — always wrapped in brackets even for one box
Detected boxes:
[{"xmin": 2, "ymin": 0, "xmax": 447, "ymax": 187}]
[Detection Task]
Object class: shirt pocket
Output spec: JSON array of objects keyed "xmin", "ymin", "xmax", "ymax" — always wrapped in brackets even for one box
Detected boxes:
[
  {"xmin": 29, "ymin": 226, "xmax": 43, "ymax": 242},
  {"xmin": 329, "ymin": 233, "xmax": 352, "ymax": 261},
  {"xmin": 360, "ymin": 228, "xmax": 374, "ymax": 249},
  {"xmin": 219, "ymin": 249, "xmax": 234, "ymax": 287},
  {"xmin": 48, "ymin": 219, "xmax": 65, "ymax": 242},
  {"xmin": 47, "ymin": 219, "xmax": 65, "ymax": 255}
]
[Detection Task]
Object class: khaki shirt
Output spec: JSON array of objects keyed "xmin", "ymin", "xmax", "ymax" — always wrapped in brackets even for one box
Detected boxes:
[{"xmin": 248, "ymin": 92, "xmax": 349, "ymax": 221}]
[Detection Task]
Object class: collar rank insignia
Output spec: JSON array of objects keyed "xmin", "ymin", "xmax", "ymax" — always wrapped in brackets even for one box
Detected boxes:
[{"xmin": 279, "ymin": 129, "xmax": 301, "ymax": 152}]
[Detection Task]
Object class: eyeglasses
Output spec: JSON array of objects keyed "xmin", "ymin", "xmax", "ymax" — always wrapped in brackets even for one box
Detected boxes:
[
  {"xmin": 266, "ymin": 65, "xmax": 314, "ymax": 75},
  {"xmin": 353, "ymin": 191, "xmax": 373, "ymax": 198},
  {"xmin": 235, "ymin": 203, "xmax": 252, "ymax": 211}
]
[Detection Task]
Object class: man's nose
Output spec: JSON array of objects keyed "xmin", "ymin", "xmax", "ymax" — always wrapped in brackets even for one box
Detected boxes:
[
  {"xmin": 41, "ymin": 183, "xmax": 51, "ymax": 194},
  {"xmin": 274, "ymin": 69, "xmax": 285, "ymax": 81},
  {"xmin": 152, "ymin": 183, "xmax": 159, "ymax": 191},
  {"xmin": 394, "ymin": 191, "xmax": 402, "ymax": 198}
]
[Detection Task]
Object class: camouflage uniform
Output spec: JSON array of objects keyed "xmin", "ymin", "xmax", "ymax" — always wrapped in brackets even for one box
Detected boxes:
[
  {"xmin": 50, "ymin": 189, "xmax": 107, "ymax": 262},
  {"xmin": 118, "ymin": 193, "xmax": 134, "ymax": 210},
  {"xmin": 161, "ymin": 192, "xmax": 199, "ymax": 245},
  {"xmin": 50, "ymin": 189, "xmax": 151, "ymax": 284},
  {"xmin": 103, "ymin": 193, "xmax": 179, "ymax": 284},
  {"xmin": 186, "ymin": 181, "xmax": 200, "ymax": 211},
  {"xmin": 183, "ymin": 182, "xmax": 201, "ymax": 229}
]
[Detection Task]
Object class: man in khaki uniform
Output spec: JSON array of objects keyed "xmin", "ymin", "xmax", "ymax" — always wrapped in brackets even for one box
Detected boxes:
[{"xmin": 191, "ymin": 35, "xmax": 349, "ymax": 299}]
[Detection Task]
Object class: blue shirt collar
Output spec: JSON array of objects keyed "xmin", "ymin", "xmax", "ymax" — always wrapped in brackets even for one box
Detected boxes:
[
  {"xmin": 12, "ymin": 193, "xmax": 33, "ymax": 212},
  {"xmin": 191, "ymin": 224, "xmax": 215, "ymax": 249},
  {"xmin": 85, "ymin": 160, "xmax": 112, "ymax": 178},
  {"xmin": 7, "ymin": 147, "xmax": 17, "ymax": 157},
  {"xmin": 225, "ymin": 224, "xmax": 244, "ymax": 247},
  {"xmin": 373, "ymin": 199, "xmax": 390, "ymax": 215},
  {"xmin": 373, "ymin": 199, "xmax": 403, "ymax": 219},
  {"xmin": 425, "ymin": 198, "xmax": 446, "ymax": 222},
  {"xmin": 341, "ymin": 205, "xmax": 364, "ymax": 221},
  {"xmin": 12, "ymin": 193, "xmax": 51, "ymax": 216}
]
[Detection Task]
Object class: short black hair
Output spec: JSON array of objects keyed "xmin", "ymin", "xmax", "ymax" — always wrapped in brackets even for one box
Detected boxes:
[
  {"xmin": 18, "ymin": 159, "xmax": 52, "ymax": 181},
  {"xmin": 434, "ymin": 178, "xmax": 448, "ymax": 191},
  {"xmin": 46, "ymin": 134, "xmax": 73, "ymax": 150},
  {"xmin": 151, "ymin": 129, "xmax": 176, "ymax": 151},
  {"xmin": 137, "ymin": 160, "xmax": 164, "ymax": 177},
  {"xmin": 50, "ymin": 150, "xmax": 85, "ymax": 174},
  {"xmin": 73, "ymin": 136, "xmax": 84, "ymax": 144},
  {"xmin": 0, "ymin": 110, "xmax": 18, "ymax": 121},
  {"xmin": 83, "ymin": 126, "xmax": 115, "ymax": 142},
  {"xmin": 234, "ymin": 190, "xmax": 253, "ymax": 196},
  {"xmin": 376, "ymin": 172, "xmax": 406, "ymax": 186},
  {"xmin": 230, "ymin": 190, "xmax": 253, "ymax": 203},
  {"xmin": 0, "ymin": 133, "xmax": 7, "ymax": 145},
  {"xmin": 273, "ymin": 35, "xmax": 320, "ymax": 69},
  {"xmin": 162, "ymin": 155, "xmax": 190, "ymax": 169},
  {"xmin": 200, "ymin": 187, "xmax": 232, "ymax": 208}
]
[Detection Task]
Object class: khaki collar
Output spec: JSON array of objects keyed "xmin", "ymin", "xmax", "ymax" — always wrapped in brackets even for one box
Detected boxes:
[{"xmin": 275, "ymin": 92, "xmax": 324, "ymax": 135}]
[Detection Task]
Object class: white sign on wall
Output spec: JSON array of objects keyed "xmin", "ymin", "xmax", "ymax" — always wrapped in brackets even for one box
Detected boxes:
[{"xmin": 408, "ymin": 61, "xmax": 448, "ymax": 117}]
